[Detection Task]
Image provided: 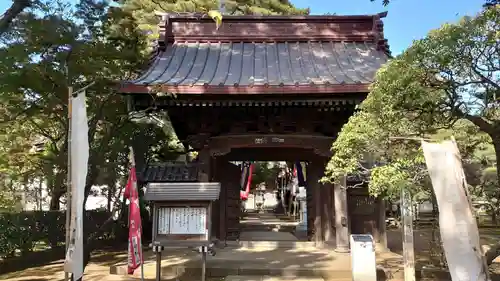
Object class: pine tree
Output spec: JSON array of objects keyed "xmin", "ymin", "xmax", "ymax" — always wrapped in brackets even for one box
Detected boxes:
[
  {"xmin": 115, "ymin": 0, "xmax": 308, "ymax": 16},
  {"xmin": 111, "ymin": 0, "xmax": 309, "ymax": 51}
]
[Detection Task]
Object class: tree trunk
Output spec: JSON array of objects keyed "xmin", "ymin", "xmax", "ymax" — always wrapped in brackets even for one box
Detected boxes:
[
  {"xmin": 107, "ymin": 188, "xmax": 112, "ymax": 212},
  {"xmin": 493, "ymin": 137, "xmax": 500, "ymax": 191},
  {"xmin": 488, "ymin": 135, "xmax": 500, "ymax": 228},
  {"xmin": 38, "ymin": 177, "xmax": 43, "ymax": 210},
  {"xmin": 491, "ymin": 210, "xmax": 497, "ymax": 225},
  {"xmin": 49, "ymin": 171, "xmax": 66, "ymax": 210},
  {"xmin": 463, "ymin": 115, "xmax": 499, "ymax": 187},
  {"xmin": 49, "ymin": 195, "xmax": 61, "ymax": 210}
]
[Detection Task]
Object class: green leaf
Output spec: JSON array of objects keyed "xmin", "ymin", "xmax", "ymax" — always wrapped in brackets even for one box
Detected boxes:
[{"xmin": 208, "ymin": 10, "xmax": 222, "ymax": 30}]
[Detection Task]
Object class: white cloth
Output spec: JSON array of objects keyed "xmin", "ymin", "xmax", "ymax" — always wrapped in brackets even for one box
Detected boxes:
[
  {"xmin": 422, "ymin": 140, "xmax": 489, "ymax": 281},
  {"xmin": 64, "ymin": 90, "xmax": 89, "ymax": 281}
]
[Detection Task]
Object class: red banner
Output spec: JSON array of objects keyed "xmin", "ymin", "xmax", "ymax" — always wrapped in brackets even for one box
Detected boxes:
[{"xmin": 124, "ymin": 161, "xmax": 143, "ymax": 275}]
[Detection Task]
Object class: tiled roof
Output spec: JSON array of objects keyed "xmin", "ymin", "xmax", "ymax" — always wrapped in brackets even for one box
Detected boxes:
[
  {"xmin": 129, "ymin": 41, "xmax": 386, "ymax": 88},
  {"xmin": 140, "ymin": 162, "xmax": 199, "ymax": 183},
  {"xmin": 144, "ymin": 182, "xmax": 220, "ymax": 201}
]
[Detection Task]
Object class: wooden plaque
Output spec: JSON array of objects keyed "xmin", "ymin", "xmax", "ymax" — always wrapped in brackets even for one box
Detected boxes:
[{"xmin": 156, "ymin": 206, "xmax": 209, "ymax": 242}]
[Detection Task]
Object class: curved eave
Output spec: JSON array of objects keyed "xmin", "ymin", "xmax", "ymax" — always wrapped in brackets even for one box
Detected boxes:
[{"xmin": 119, "ymin": 83, "xmax": 371, "ymax": 94}]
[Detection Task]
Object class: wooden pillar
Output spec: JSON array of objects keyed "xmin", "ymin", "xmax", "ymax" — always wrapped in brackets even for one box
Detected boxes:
[
  {"xmin": 198, "ymin": 146, "xmax": 210, "ymax": 182},
  {"xmin": 374, "ymin": 198, "xmax": 388, "ymax": 251},
  {"xmin": 306, "ymin": 171, "xmax": 314, "ymax": 240},
  {"xmin": 321, "ymin": 182, "xmax": 334, "ymax": 242},
  {"xmin": 218, "ymin": 158, "xmax": 228, "ymax": 242},
  {"xmin": 307, "ymin": 161, "xmax": 323, "ymax": 246},
  {"xmin": 212, "ymin": 157, "xmax": 225, "ymax": 241},
  {"xmin": 334, "ymin": 176, "xmax": 350, "ymax": 252},
  {"xmin": 199, "ymin": 147, "xmax": 219, "ymax": 241}
]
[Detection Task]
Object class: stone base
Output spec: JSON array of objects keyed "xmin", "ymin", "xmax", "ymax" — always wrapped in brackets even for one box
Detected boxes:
[
  {"xmin": 334, "ymin": 246, "xmax": 350, "ymax": 253},
  {"xmin": 374, "ymin": 243, "xmax": 389, "ymax": 253}
]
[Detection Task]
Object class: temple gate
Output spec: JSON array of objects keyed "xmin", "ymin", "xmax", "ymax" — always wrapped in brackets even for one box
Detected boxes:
[{"xmin": 120, "ymin": 13, "xmax": 390, "ymax": 251}]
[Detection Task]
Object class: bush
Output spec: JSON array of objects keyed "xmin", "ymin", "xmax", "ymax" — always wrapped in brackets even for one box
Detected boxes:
[{"xmin": 0, "ymin": 210, "xmax": 122, "ymax": 259}]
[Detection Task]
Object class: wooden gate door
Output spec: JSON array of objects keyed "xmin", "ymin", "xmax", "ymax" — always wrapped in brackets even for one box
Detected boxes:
[
  {"xmin": 348, "ymin": 187, "xmax": 377, "ymax": 235},
  {"xmin": 213, "ymin": 159, "xmax": 242, "ymax": 241}
]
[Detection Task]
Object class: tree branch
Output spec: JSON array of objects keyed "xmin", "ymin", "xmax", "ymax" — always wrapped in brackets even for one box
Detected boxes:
[
  {"xmin": 471, "ymin": 66, "xmax": 500, "ymax": 90},
  {"xmin": 0, "ymin": 0, "xmax": 33, "ymax": 35},
  {"xmin": 460, "ymin": 112, "xmax": 494, "ymax": 135}
]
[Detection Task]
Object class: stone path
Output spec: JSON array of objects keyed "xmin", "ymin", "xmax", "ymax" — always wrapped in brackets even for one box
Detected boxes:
[
  {"xmin": 239, "ymin": 211, "xmax": 299, "ymax": 241},
  {"xmin": 239, "ymin": 231, "xmax": 298, "ymax": 241}
]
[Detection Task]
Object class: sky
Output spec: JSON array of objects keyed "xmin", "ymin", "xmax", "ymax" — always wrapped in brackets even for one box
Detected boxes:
[
  {"xmin": 291, "ymin": 0, "xmax": 485, "ymax": 55},
  {"xmin": 1, "ymin": 0, "xmax": 486, "ymax": 55}
]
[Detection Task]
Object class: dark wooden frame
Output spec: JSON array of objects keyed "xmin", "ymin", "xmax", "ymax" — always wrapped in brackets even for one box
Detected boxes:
[
  {"xmin": 208, "ymin": 134, "xmax": 334, "ymax": 158},
  {"xmin": 152, "ymin": 201, "xmax": 213, "ymax": 247}
]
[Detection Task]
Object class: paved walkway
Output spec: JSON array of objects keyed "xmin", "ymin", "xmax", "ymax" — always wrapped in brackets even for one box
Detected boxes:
[
  {"xmin": 239, "ymin": 231, "xmax": 298, "ymax": 241},
  {"xmin": 109, "ymin": 210, "xmax": 405, "ymax": 280},
  {"xmin": 226, "ymin": 276, "xmax": 326, "ymax": 281},
  {"xmin": 239, "ymin": 211, "xmax": 299, "ymax": 241},
  {"xmin": 109, "ymin": 246, "xmax": 404, "ymax": 280}
]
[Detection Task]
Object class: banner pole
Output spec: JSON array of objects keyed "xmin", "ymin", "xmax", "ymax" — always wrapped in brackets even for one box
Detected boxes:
[
  {"xmin": 139, "ymin": 236, "xmax": 145, "ymax": 281},
  {"xmin": 65, "ymin": 86, "xmax": 73, "ymax": 281},
  {"xmin": 128, "ymin": 147, "xmax": 145, "ymax": 281}
]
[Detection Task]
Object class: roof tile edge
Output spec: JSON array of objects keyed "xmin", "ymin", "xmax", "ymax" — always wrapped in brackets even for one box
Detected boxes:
[{"xmin": 157, "ymin": 12, "xmax": 389, "ymax": 44}]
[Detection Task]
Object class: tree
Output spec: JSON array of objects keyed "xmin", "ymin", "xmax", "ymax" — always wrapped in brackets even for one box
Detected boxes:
[
  {"xmin": 0, "ymin": 0, "xmax": 225, "ymax": 272},
  {"xmin": 326, "ymin": 6, "xmax": 499, "ymax": 196},
  {"xmin": 0, "ymin": 0, "xmax": 150, "ymax": 210},
  {"xmin": 112, "ymin": 0, "xmax": 308, "ymax": 50},
  {"xmin": 324, "ymin": 5, "xmax": 500, "ymax": 265},
  {"xmin": 322, "ymin": 109, "xmax": 430, "ymax": 201},
  {"xmin": 0, "ymin": 1, "xmax": 189, "ymax": 277},
  {"xmin": 370, "ymin": 0, "xmax": 499, "ymax": 7},
  {"xmin": 370, "ymin": 0, "xmax": 389, "ymax": 6},
  {"xmin": 120, "ymin": 0, "xmax": 309, "ymax": 16},
  {"xmin": 0, "ymin": 0, "xmax": 36, "ymax": 35},
  {"xmin": 484, "ymin": 0, "xmax": 500, "ymax": 8},
  {"xmin": 379, "ymin": 6, "xmax": 499, "ymax": 190},
  {"xmin": 252, "ymin": 162, "xmax": 281, "ymax": 190}
]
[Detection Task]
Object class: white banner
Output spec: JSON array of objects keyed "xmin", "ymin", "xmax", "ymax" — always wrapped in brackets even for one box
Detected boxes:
[
  {"xmin": 422, "ymin": 140, "xmax": 489, "ymax": 281},
  {"xmin": 64, "ymin": 90, "xmax": 89, "ymax": 281}
]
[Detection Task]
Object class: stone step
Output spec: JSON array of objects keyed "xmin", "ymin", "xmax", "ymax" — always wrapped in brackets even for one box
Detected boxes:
[
  {"xmin": 165, "ymin": 264, "xmax": 354, "ymax": 279},
  {"xmin": 226, "ymin": 241, "xmax": 316, "ymax": 249},
  {"xmin": 111, "ymin": 261, "xmax": 354, "ymax": 279},
  {"xmin": 110, "ymin": 262, "xmax": 393, "ymax": 281}
]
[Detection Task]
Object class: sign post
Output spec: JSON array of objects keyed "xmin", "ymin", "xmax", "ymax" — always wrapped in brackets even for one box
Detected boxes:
[{"xmin": 144, "ymin": 182, "xmax": 221, "ymax": 281}]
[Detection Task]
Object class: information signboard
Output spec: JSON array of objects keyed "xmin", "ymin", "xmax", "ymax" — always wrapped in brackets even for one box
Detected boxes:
[{"xmin": 157, "ymin": 207, "xmax": 208, "ymax": 238}]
